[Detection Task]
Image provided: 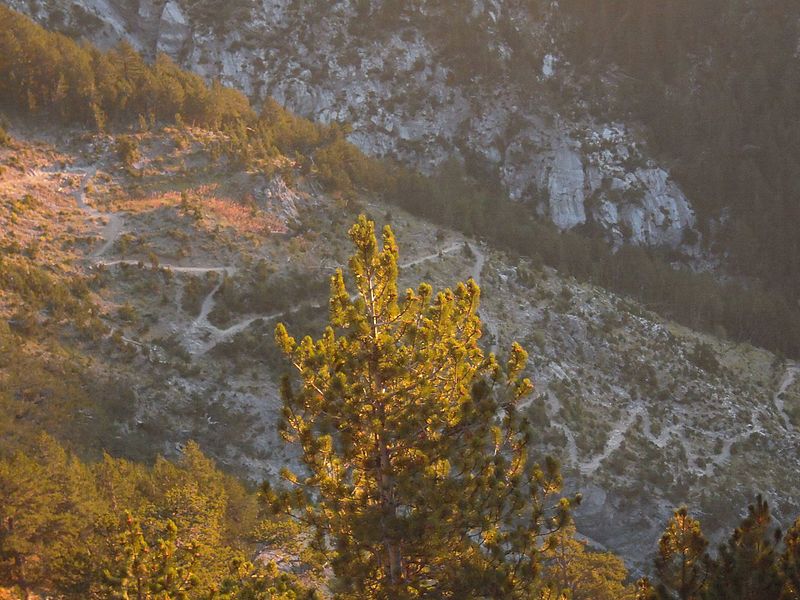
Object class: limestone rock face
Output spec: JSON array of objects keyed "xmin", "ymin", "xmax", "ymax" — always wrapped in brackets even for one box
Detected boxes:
[
  {"xmin": 626, "ymin": 167, "xmax": 696, "ymax": 247},
  {"xmin": 501, "ymin": 121, "xmax": 695, "ymax": 248},
  {"xmin": 256, "ymin": 175, "xmax": 303, "ymax": 224},
  {"xmin": 13, "ymin": 0, "xmax": 701, "ymax": 253},
  {"xmin": 156, "ymin": 0, "xmax": 190, "ymax": 57},
  {"xmin": 545, "ymin": 144, "xmax": 587, "ymax": 230}
]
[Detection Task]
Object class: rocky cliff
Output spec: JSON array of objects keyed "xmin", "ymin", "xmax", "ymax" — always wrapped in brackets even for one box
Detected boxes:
[{"xmin": 9, "ymin": 0, "xmax": 700, "ymax": 251}]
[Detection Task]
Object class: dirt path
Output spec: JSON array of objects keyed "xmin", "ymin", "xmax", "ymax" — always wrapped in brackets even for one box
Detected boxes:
[
  {"xmin": 187, "ymin": 241, "xmax": 469, "ymax": 356},
  {"xmin": 70, "ymin": 168, "xmax": 492, "ymax": 358},
  {"xmin": 94, "ymin": 214, "xmax": 124, "ymax": 258},
  {"xmin": 69, "ymin": 167, "xmax": 236, "ymax": 353},
  {"xmin": 187, "ymin": 242, "xmax": 476, "ymax": 356},
  {"xmin": 580, "ymin": 403, "xmax": 645, "ymax": 476},
  {"xmin": 775, "ymin": 364, "xmax": 799, "ymax": 431},
  {"xmin": 70, "ymin": 168, "xmax": 125, "ymax": 258},
  {"xmin": 466, "ymin": 243, "xmax": 500, "ymax": 354},
  {"xmin": 400, "ymin": 243, "xmax": 462, "ymax": 269},
  {"xmin": 640, "ymin": 410, "xmax": 679, "ymax": 450},
  {"xmin": 470, "ymin": 243, "xmax": 486, "ymax": 285},
  {"xmin": 541, "ymin": 389, "xmax": 579, "ymax": 466}
]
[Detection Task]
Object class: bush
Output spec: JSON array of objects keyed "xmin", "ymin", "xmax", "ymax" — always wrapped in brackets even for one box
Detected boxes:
[
  {"xmin": 115, "ymin": 135, "xmax": 140, "ymax": 167},
  {"xmin": 689, "ymin": 341, "xmax": 720, "ymax": 373},
  {"xmin": 117, "ymin": 302, "xmax": 138, "ymax": 323}
]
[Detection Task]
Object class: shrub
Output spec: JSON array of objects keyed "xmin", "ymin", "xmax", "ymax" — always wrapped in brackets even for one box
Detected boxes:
[
  {"xmin": 115, "ymin": 135, "xmax": 140, "ymax": 167},
  {"xmin": 689, "ymin": 341, "xmax": 720, "ymax": 373}
]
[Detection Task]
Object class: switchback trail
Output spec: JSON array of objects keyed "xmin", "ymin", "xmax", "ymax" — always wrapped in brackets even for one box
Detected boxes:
[{"xmin": 70, "ymin": 167, "xmax": 488, "ymax": 357}]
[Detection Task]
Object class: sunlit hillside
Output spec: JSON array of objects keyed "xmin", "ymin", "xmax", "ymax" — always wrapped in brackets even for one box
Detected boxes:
[{"xmin": 1, "ymin": 4, "xmax": 799, "ymax": 599}]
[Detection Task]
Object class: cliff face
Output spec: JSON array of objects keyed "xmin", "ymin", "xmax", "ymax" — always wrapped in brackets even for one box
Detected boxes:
[{"xmin": 10, "ymin": 0, "xmax": 699, "ymax": 251}]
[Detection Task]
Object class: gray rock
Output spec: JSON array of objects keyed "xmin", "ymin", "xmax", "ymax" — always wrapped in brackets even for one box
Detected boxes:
[
  {"xmin": 546, "ymin": 144, "xmax": 587, "ymax": 230},
  {"xmin": 156, "ymin": 0, "xmax": 190, "ymax": 56}
]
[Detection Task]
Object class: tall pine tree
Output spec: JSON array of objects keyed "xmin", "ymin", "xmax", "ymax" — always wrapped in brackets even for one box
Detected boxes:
[
  {"xmin": 705, "ymin": 495, "xmax": 783, "ymax": 600},
  {"xmin": 270, "ymin": 215, "xmax": 575, "ymax": 599},
  {"xmin": 653, "ymin": 507, "xmax": 709, "ymax": 600}
]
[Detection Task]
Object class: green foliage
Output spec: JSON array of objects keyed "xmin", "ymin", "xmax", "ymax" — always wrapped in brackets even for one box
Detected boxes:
[
  {"xmin": 115, "ymin": 135, "xmax": 140, "ymax": 167},
  {"xmin": 212, "ymin": 558, "xmax": 319, "ymax": 600},
  {"xmin": 559, "ymin": 0, "xmax": 800, "ymax": 353},
  {"xmin": 645, "ymin": 496, "xmax": 800, "ymax": 600},
  {"xmin": 0, "ymin": 7, "xmax": 252, "ymax": 128},
  {"xmin": 0, "ymin": 435, "xmax": 101, "ymax": 597},
  {"xmin": 542, "ymin": 523, "xmax": 635, "ymax": 599},
  {"xmin": 102, "ymin": 514, "xmax": 199, "ymax": 599},
  {"xmin": 384, "ymin": 160, "xmax": 800, "ymax": 357},
  {"xmin": 180, "ymin": 190, "xmax": 204, "ymax": 221},
  {"xmin": 688, "ymin": 342, "xmax": 720, "ymax": 374},
  {"xmin": 182, "ymin": 272, "xmax": 220, "ymax": 317},
  {"xmin": 208, "ymin": 265, "xmax": 329, "ymax": 328},
  {"xmin": 0, "ymin": 322, "xmax": 133, "ymax": 453},
  {"xmin": 782, "ymin": 518, "xmax": 800, "ymax": 600},
  {"xmin": 270, "ymin": 215, "xmax": 575, "ymax": 598},
  {"xmin": 653, "ymin": 508, "xmax": 709, "ymax": 600},
  {"xmin": 705, "ymin": 494, "xmax": 783, "ymax": 600},
  {"xmin": 0, "ymin": 7, "xmax": 389, "ymax": 197},
  {"xmin": 0, "ymin": 437, "xmax": 314, "ymax": 599},
  {"xmin": 117, "ymin": 302, "xmax": 138, "ymax": 323},
  {"xmin": 0, "ymin": 254, "xmax": 96, "ymax": 328}
]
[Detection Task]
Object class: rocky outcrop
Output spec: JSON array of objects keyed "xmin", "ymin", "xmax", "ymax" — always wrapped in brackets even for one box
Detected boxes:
[
  {"xmin": 156, "ymin": 0, "xmax": 190, "ymax": 57},
  {"xmin": 624, "ymin": 168, "xmax": 695, "ymax": 247},
  {"xmin": 544, "ymin": 144, "xmax": 587, "ymax": 230},
  {"xmin": 14, "ymin": 0, "xmax": 700, "ymax": 252},
  {"xmin": 255, "ymin": 175, "xmax": 303, "ymax": 225},
  {"xmin": 502, "ymin": 121, "xmax": 696, "ymax": 248}
]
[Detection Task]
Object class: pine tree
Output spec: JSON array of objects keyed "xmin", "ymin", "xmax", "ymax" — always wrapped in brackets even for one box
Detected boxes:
[
  {"xmin": 103, "ymin": 512, "xmax": 199, "ymax": 600},
  {"xmin": 635, "ymin": 577, "xmax": 658, "ymax": 600},
  {"xmin": 781, "ymin": 517, "xmax": 800, "ymax": 600},
  {"xmin": 270, "ymin": 215, "xmax": 575, "ymax": 599},
  {"xmin": 0, "ymin": 434, "xmax": 102, "ymax": 597},
  {"xmin": 705, "ymin": 495, "xmax": 783, "ymax": 600},
  {"xmin": 653, "ymin": 507, "xmax": 709, "ymax": 600},
  {"xmin": 541, "ymin": 522, "xmax": 635, "ymax": 599},
  {"xmin": 211, "ymin": 557, "xmax": 318, "ymax": 600}
]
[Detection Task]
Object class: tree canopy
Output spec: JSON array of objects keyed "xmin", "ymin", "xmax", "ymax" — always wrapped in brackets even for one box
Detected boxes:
[{"xmin": 270, "ymin": 215, "xmax": 576, "ymax": 598}]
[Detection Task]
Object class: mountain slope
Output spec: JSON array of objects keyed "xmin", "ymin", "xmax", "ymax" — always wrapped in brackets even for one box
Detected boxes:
[
  {"xmin": 2, "ymin": 4, "xmax": 800, "ymax": 573},
  {"xmin": 7, "ymin": 0, "xmax": 701, "ymax": 251},
  {"xmin": 2, "ymin": 120, "xmax": 798, "ymax": 571},
  {"xmin": 10, "ymin": 0, "xmax": 800, "ymax": 357}
]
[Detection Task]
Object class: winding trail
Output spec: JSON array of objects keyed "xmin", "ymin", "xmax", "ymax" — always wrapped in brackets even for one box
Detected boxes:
[
  {"xmin": 696, "ymin": 363, "xmax": 800, "ymax": 469},
  {"xmin": 580, "ymin": 403, "xmax": 645, "ymax": 476},
  {"xmin": 74, "ymin": 164, "xmax": 784, "ymax": 479},
  {"xmin": 775, "ymin": 364, "xmax": 799, "ymax": 431},
  {"xmin": 712, "ymin": 412, "xmax": 766, "ymax": 469},
  {"xmin": 542, "ymin": 390, "xmax": 579, "ymax": 466},
  {"xmin": 70, "ymin": 166, "xmax": 488, "ymax": 357},
  {"xmin": 70, "ymin": 167, "xmax": 235, "ymax": 354},
  {"xmin": 401, "ymin": 243, "xmax": 462, "ymax": 269},
  {"xmin": 640, "ymin": 411, "xmax": 679, "ymax": 450},
  {"xmin": 185, "ymin": 243, "xmax": 476, "ymax": 356},
  {"xmin": 469, "ymin": 244, "xmax": 486, "ymax": 285},
  {"xmin": 465, "ymin": 243, "xmax": 500, "ymax": 355},
  {"xmin": 70, "ymin": 168, "xmax": 126, "ymax": 259}
]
